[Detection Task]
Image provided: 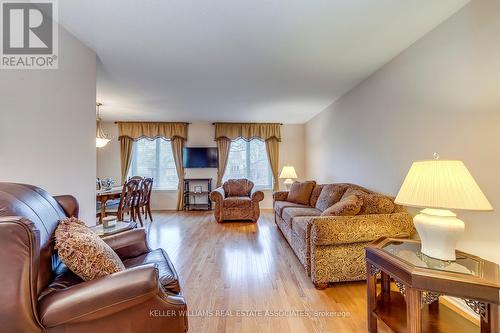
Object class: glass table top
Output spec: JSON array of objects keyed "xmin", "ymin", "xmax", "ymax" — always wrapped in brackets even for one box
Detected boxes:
[{"xmin": 382, "ymin": 241, "xmax": 480, "ymax": 277}]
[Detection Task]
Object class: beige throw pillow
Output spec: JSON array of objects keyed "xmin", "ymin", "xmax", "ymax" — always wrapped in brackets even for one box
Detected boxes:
[
  {"xmin": 321, "ymin": 194, "xmax": 363, "ymax": 216},
  {"xmin": 287, "ymin": 181, "xmax": 316, "ymax": 205},
  {"xmin": 55, "ymin": 217, "xmax": 125, "ymax": 281}
]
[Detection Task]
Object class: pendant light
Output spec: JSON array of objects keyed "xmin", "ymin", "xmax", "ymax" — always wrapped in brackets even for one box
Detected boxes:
[{"xmin": 96, "ymin": 102, "xmax": 111, "ymax": 148}]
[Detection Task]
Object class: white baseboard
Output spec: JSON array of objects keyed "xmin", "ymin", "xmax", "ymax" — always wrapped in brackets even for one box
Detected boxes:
[{"xmin": 440, "ymin": 296, "xmax": 480, "ymax": 326}]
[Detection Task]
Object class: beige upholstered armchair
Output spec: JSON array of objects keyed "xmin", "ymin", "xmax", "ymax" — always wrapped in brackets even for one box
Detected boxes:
[{"xmin": 210, "ymin": 179, "xmax": 264, "ymax": 223}]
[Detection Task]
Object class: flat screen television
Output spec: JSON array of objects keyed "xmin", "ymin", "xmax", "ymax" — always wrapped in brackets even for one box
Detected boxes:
[{"xmin": 183, "ymin": 147, "xmax": 218, "ymax": 168}]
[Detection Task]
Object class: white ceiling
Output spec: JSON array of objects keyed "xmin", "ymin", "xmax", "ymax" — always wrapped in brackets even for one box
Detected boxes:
[{"xmin": 58, "ymin": 0, "xmax": 469, "ymax": 123}]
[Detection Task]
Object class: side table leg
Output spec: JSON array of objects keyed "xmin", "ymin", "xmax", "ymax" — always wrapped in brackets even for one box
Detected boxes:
[
  {"xmin": 367, "ymin": 262, "xmax": 378, "ymax": 333},
  {"xmin": 381, "ymin": 271, "xmax": 391, "ymax": 295},
  {"xmin": 406, "ymin": 287, "xmax": 422, "ymax": 333},
  {"xmin": 481, "ymin": 304, "xmax": 499, "ymax": 333}
]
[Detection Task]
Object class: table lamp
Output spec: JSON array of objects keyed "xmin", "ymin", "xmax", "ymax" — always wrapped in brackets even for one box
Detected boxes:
[
  {"xmin": 395, "ymin": 155, "xmax": 492, "ymax": 261},
  {"xmin": 279, "ymin": 166, "xmax": 298, "ymax": 190}
]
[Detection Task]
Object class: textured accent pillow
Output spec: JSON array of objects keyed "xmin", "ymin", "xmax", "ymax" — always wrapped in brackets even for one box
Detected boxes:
[
  {"xmin": 321, "ymin": 194, "xmax": 363, "ymax": 216},
  {"xmin": 55, "ymin": 217, "xmax": 125, "ymax": 281},
  {"xmin": 223, "ymin": 179, "xmax": 254, "ymax": 197},
  {"xmin": 287, "ymin": 181, "xmax": 316, "ymax": 205},
  {"xmin": 342, "ymin": 188, "xmax": 395, "ymax": 215},
  {"xmin": 315, "ymin": 184, "xmax": 348, "ymax": 211},
  {"xmin": 309, "ymin": 184, "xmax": 324, "ymax": 207}
]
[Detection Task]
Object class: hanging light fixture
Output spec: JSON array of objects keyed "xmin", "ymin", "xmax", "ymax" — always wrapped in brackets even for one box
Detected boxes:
[{"xmin": 96, "ymin": 102, "xmax": 111, "ymax": 148}]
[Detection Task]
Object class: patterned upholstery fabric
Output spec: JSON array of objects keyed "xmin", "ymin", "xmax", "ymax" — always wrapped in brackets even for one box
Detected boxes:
[
  {"xmin": 315, "ymin": 184, "xmax": 348, "ymax": 211},
  {"xmin": 342, "ymin": 188, "xmax": 395, "ymax": 214},
  {"xmin": 309, "ymin": 184, "xmax": 324, "ymax": 207},
  {"xmin": 211, "ymin": 179, "xmax": 264, "ymax": 222},
  {"xmin": 223, "ymin": 179, "xmax": 254, "ymax": 197},
  {"xmin": 274, "ymin": 200, "xmax": 307, "ymax": 217},
  {"xmin": 55, "ymin": 217, "xmax": 125, "ymax": 281},
  {"xmin": 222, "ymin": 196, "xmax": 252, "ymax": 209},
  {"xmin": 321, "ymin": 194, "xmax": 363, "ymax": 216},
  {"xmin": 287, "ymin": 181, "xmax": 316, "ymax": 205},
  {"xmin": 282, "ymin": 207, "xmax": 321, "ymax": 226},
  {"xmin": 273, "ymin": 182, "xmax": 415, "ymax": 286}
]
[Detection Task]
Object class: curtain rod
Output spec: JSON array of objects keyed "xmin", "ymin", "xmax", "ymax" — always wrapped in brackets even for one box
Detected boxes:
[
  {"xmin": 212, "ymin": 122, "xmax": 283, "ymax": 125},
  {"xmin": 114, "ymin": 121, "xmax": 191, "ymax": 124}
]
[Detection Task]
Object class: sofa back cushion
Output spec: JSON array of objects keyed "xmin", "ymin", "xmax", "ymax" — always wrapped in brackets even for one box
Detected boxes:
[
  {"xmin": 309, "ymin": 184, "xmax": 324, "ymax": 207},
  {"xmin": 315, "ymin": 184, "xmax": 348, "ymax": 211},
  {"xmin": 223, "ymin": 179, "xmax": 254, "ymax": 197},
  {"xmin": 342, "ymin": 187, "xmax": 395, "ymax": 214},
  {"xmin": 287, "ymin": 181, "xmax": 316, "ymax": 205},
  {"xmin": 321, "ymin": 194, "xmax": 363, "ymax": 216}
]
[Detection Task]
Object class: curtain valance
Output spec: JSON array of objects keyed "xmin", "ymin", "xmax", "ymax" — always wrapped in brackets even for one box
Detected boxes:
[
  {"xmin": 117, "ymin": 122, "xmax": 188, "ymax": 141},
  {"xmin": 214, "ymin": 123, "xmax": 281, "ymax": 142}
]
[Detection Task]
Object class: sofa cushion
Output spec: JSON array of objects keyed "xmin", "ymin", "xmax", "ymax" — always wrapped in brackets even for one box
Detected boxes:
[
  {"xmin": 287, "ymin": 181, "xmax": 316, "ymax": 205},
  {"xmin": 321, "ymin": 194, "xmax": 363, "ymax": 216},
  {"xmin": 291, "ymin": 216, "xmax": 314, "ymax": 242},
  {"xmin": 342, "ymin": 188, "xmax": 395, "ymax": 214},
  {"xmin": 223, "ymin": 179, "xmax": 254, "ymax": 197},
  {"xmin": 123, "ymin": 248, "xmax": 180, "ymax": 294},
  {"xmin": 55, "ymin": 217, "xmax": 125, "ymax": 281},
  {"xmin": 274, "ymin": 200, "xmax": 308, "ymax": 217},
  {"xmin": 282, "ymin": 207, "xmax": 321, "ymax": 226},
  {"xmin": 309, "ymin": 184, "xmax": 324, "ymax": 207},
  {"xmin": 223, "ymin": 196, "xmax": 252, "ymax": 209},
  {"xmin": 315, "ymin": 184, "xmax": 348, "ymax": 211}
]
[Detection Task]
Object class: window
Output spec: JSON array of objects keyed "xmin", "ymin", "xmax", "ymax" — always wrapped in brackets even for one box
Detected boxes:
[
  {"xmin": 223, "ymin": 138, "xmax": 273, "ymax": 189},
  {"xmin": 128, "ymin": 138, "xmax": 179, "ymax": 190}
]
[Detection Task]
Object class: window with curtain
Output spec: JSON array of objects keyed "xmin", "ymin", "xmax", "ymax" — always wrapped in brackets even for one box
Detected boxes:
[
  {"xmin": 223, "ymin": 138, "xmax": 273, "ymax": 189},
  {"xmin": 128, "ymin": 138, "xmax": 179, "ymax": 190}
]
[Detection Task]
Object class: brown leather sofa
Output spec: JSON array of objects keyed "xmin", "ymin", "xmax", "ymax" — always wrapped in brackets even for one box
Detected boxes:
[
  {"xmin": 210, "ymin": 179, "xmax": 264, "ymax": 222},
  {"xmin": 0, "ymin": 183, "xmax": 188, "ymax": 333}
]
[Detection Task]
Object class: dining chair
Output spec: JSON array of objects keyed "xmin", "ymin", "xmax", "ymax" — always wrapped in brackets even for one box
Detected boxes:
[
  {"xmin": 137, "ymin": 177, "xmax": 154, "ymax": 224},
  {"xmin": 106, "ymin": 178, "xmax": 141, "ymax": 223}
]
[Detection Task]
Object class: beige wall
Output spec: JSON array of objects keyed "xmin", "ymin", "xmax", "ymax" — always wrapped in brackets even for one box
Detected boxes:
[
  {"xmin": 305, "ymin": 0, "xmax": 500, "ymax": 264},
  {"xmin": 0, "ymin": 26, "xmax": 97, "ymax": 223},
  {"xmin": 97, "ymin": 122, "xmax": 306, "ymax": 209}
]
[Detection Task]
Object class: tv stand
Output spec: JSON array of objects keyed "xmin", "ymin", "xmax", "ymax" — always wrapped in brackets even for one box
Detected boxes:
[{"xmin": 183, "ymin": 178, "xmax": 212, "ymax": 211}]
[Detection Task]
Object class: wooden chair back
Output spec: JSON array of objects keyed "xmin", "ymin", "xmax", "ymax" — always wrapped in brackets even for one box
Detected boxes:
[{"xmin": 117, "ymin": 178, "xmax": 141, "ymax": 220}]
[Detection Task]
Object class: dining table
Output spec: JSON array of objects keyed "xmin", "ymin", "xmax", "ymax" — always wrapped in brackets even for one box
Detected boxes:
[{"xmin": 96, "ymin": 186, "xmax": 122, "ymax": 223}]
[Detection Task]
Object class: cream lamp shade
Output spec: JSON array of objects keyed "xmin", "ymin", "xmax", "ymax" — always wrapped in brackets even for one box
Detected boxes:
[
  {"xmin": 279, "ymin": 166, "xmax": 298, "ymax": 179},
  {"xmin": 395, "ymin": 158, "xmax": 492, "ymax": 261},
  {"xmin": 395, "ymin": 160, "xmax": 492, "ymax": 211}
]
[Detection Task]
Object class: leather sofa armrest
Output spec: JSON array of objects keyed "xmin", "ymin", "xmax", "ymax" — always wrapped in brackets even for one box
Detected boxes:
[
  {"xmin": 310, "ymin": 212, "xmax": 415, "ymax": 246},
  {"xmin": 250, "ymin": 188, "xmax": 264, "ymax": 202},
  {"xmin": 53, "ymin": 195, "xmax": 79, "ymax": 218},
  {"xmin": 209, "ymin": 187, "xmax": 225, "ymax": 202},
  {"xmin": 273, "ymin": 191, "xmax": 289, "ymax": 202},
  {"xmin": 102, "ymin": 228, "xmax": 150, "ymax": 260},
  {"xmin": 39, "ymin": 264, "xmax": 163, "ymax": 327}
]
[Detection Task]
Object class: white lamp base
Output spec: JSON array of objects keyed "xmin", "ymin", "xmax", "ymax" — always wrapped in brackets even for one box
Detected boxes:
[
  {"xmin": 414, "ymin": 208, "xmax": 464, "ymax": 261},
  {"xmin": 283, "ymin": 179, "xmax": 294, "ymax": 191}
]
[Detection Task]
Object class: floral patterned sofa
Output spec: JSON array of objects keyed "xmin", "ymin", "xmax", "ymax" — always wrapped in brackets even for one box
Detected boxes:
[{"xmin": 273, "ymin": 182, "xmax": 414, "ymax": 289}]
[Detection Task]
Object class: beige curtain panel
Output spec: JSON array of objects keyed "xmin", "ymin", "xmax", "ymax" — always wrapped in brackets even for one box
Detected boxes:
[
  {"xmin": 119, "ymin": 137, "xmax": 134, "ymax": 184},
  {"xmin": 214, "ymin": 122, "xmax": 281, "ymax": 141},
  {"xmin": 216, "ymin": 137, "xmax": 231, "ymax": 187},
  {"xmin": 265, "ymin": 138, "xmax": 280, "ymax": 191},
  {"xmin": 171, "ymin": 137, "xmax": 185, "ymax": 211},
  {"xmin": 117, "ymin": 122, "xmax": 188, "ymax": 141}
]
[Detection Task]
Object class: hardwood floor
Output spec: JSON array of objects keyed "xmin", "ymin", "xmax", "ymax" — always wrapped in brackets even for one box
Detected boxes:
[{"xmin": 146, "ymin": 210, "xmax": 376, "ymax": 333}]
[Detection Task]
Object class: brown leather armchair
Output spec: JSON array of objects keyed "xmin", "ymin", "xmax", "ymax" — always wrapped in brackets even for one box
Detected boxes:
[
  {"xmin": 210, "ymin": 179, "xmax": 264, "ymax": 223},
  {"xmin": 0, "ymin": 183, "xmax": 188, "ymax": 333}
]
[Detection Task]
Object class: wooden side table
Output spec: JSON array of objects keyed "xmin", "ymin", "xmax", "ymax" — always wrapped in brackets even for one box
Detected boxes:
[{"xmin": 366, "ymin": 238, "xmax": 500, "ymax": 333}]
